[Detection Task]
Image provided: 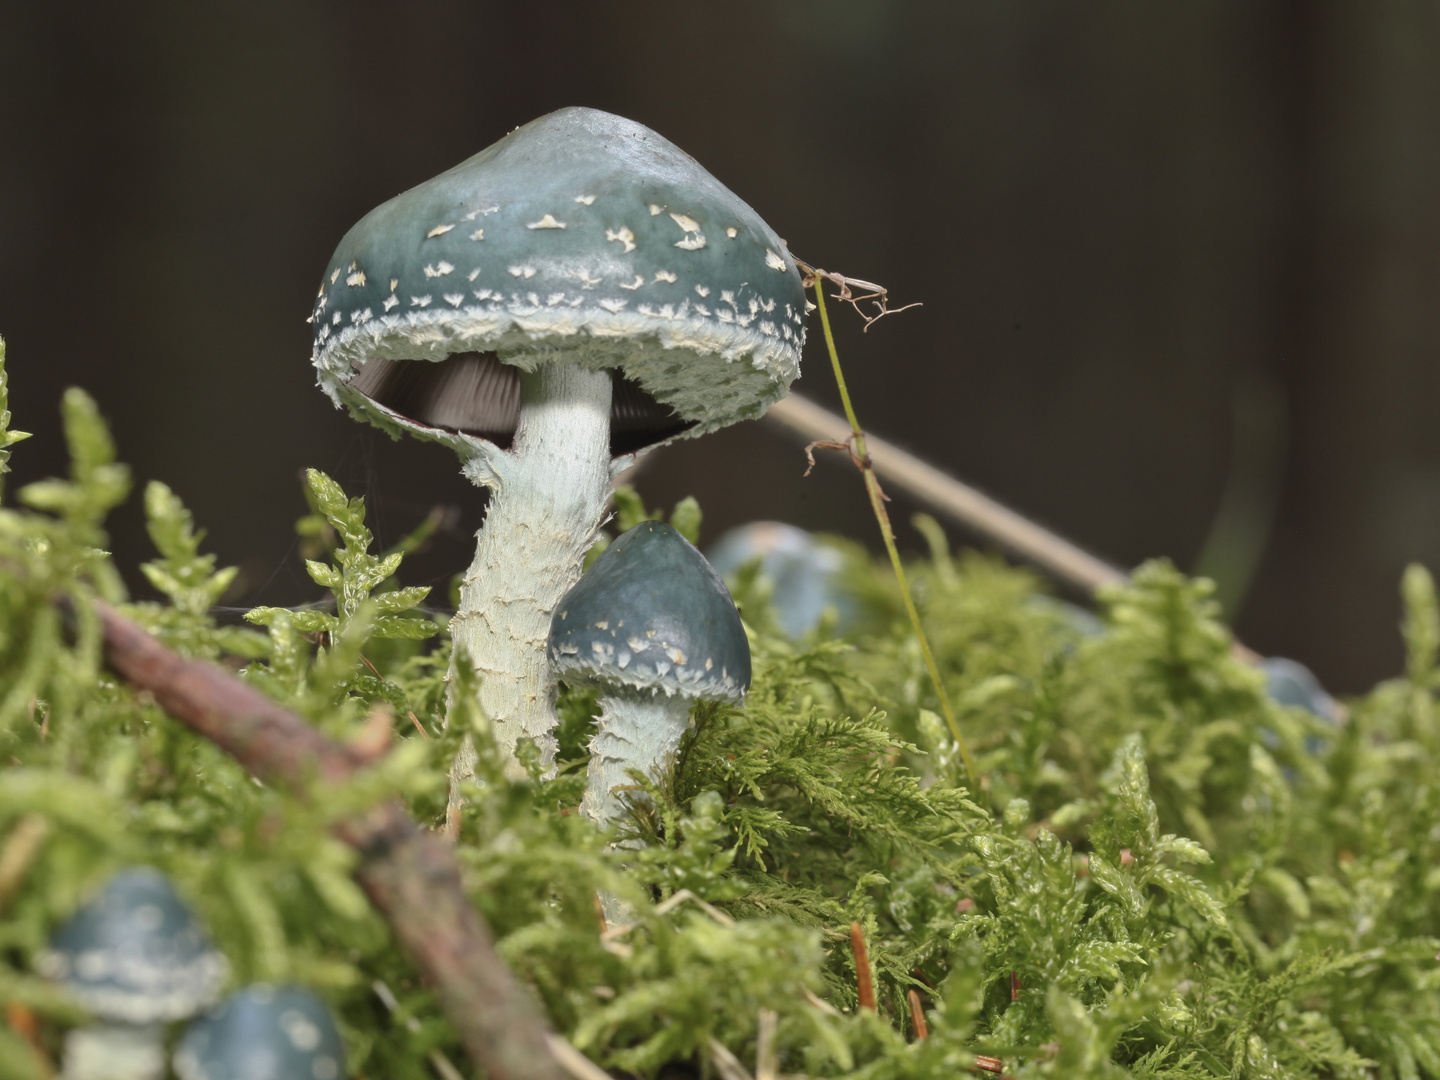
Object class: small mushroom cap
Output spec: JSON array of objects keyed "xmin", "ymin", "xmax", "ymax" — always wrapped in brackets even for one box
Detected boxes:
[
  {"xmin": 312, "ymin": 106, "xmax": 805, "ymax": 457},
  {"xmin": 550, "ymin": 520, "xmax": 750, "ymax": 702},
  {"xmin": 706, "ymin": 521, "xmax": 855, "ymax": 639},
  {"xmin": 173, "ymin": 984, "xmax": 346, "ymax": 1080},
  {"xmin": 1260, "ymin": 656, "xmax": 1339, "ymax": 724},
  {"xmin": 35, "ymin": 867, "xmax": 228, "ymax": 1025}
]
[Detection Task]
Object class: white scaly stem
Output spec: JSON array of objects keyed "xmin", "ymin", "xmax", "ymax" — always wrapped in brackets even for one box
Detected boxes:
[
  {"xmin": 583, "ymin": 690, "xmax": 693, "ymax": 926},
  {"xmin": 448, "ymin": 360, "xmax": 612, "ymax": 784},
  {"xmin": 581, "ymin": 691, "xmax": 693, "ymax": 834}
]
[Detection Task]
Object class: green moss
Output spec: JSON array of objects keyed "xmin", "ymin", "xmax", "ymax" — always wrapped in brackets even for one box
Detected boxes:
[{"xmin": 3, "ymin": 354, "xmax": 1440, "ymax": 1077}]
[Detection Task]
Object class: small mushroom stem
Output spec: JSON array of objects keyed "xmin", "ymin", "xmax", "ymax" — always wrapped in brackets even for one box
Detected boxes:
[
  {"xmin": 449, "ymin": 360, "xmax": 613, "ymax": 781},
  {"xmin": 582, "ymin": 690, "xmax": 693, "ymax": 834},
  {"xmin": 62, "ymin": 1024, "xmax": 164, "ymax": 1080}
]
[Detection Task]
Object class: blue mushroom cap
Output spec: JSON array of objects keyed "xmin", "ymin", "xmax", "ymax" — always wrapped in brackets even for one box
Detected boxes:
[
  {"xmin": 312, "ymin": 107, "xmax": 806, "ymax": 459},
  {"xmin": 1260, "ymin": 656, "xmax": 1339, "ymax": 724},
  {"xmin": 706, "ymin": 521, "xmax": 854, "ymax": 638},
  {"xmin": 36, "ymin": 867, "xmax": 228, "ymax": 1025},
  {"xmin": 174, "ymin": 984, "xmax": 346, "ymax": 1080},
  {"xmin": 550, "ymin": 520, "xmax": 750, "ymax": 702}
]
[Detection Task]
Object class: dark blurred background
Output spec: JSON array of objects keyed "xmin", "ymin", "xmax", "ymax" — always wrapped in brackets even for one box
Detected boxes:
[{"xmin": 1, "ymin": 2, "xmax": 1437, "ymax": 693}]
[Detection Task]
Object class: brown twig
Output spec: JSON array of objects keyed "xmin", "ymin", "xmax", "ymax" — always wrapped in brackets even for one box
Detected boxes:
[
  {"xmin": 86, "ymin": 600, "xmax": 565, "ymax": 1080},
  {"xmin": 907, "ymin": 989, "xmax": 928, "ymax": 1040},
  {"xmin": 850, "ymin": 921, "xmax": 875, "ymax": 1011}
]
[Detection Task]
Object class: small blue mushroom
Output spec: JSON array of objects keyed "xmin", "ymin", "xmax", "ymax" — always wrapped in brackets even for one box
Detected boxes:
[
  {"xmin": 174, "ymin": 984, "xmax": 346, "ymax": 1080},
  {"xmin": 36, "ymin": 867, "xmax": 228, "ymax": 1080},
  {"xmin": 706, "ymin": 521, "xmax": 854, "ymax": 638},
  {"xmin": 550, "ymin": 521, "xmax": 750, "ymax": 840}
]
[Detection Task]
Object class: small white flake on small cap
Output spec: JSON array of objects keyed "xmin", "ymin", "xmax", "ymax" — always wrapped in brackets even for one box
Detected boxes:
[
  {"xmin": 330, "ymin": 268, "xmax": 341, "ymax": 283},
  {"xmin": 470, "ymin": 229, "xmax": 485, "ymax": 241},
  {"xmin": 618, "ymin": 275, "xmax": 644, "ymax": 290},
  {"xmin": 765, "ymin": 248, "xmax": 788, "ymax": 271},
  {"xmin": 410, "ymin": 295, "xmax": 432, "ymax": 307},
  {"xmin": 575, "ymin": 194, "xmax": 597, "ymax": 205},
  {"xmin": 694, "ymin": 285, "xmax": 711, "ymax": 297},
  {"xmin": 423, "ymin": 262, "xmax": 454, "ymax": 278},
  {"xmin": 382, "ymin": 295, "xmax": 398, "ymax": 311},
  {"xmin": 445, "ymin": 293, "xmax": 465, "ymax": 307},
  {"xmin": 605, "ymin": 227, "xmax": 636, "ymax": 253},
  {"xmin": 653, "ymin": 270, "xmax": 678, "ymax": 283},
  {"xmin": 426, "ymin": 223, "xmax": 455, "ymax": 238},
  {"xmin": 345, "ymin": 271, "xmax": 366, "ymax": 287},
  {"xmin": 649, "ymin": 203, "xmax": 663, "ymax": 215},
  {"xmin": 508, "ymin": 265, "xmax": 537, "ymax": 279},
  {"xmin": 527, "ymin": 214, "xmax": 566, "ymax": 230},
  {"xmin": 598, "ymin": 298, "xmax": 627, "ymax": 313},
  {"xmin": 468, "ymin": 268, "xmax": 482, "ymax": 281}
]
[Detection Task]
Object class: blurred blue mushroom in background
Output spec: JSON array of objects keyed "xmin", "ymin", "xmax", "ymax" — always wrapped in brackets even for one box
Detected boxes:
[{"xmin": 706, "ymin": 522, "xmax": 855, "ymax": 638}]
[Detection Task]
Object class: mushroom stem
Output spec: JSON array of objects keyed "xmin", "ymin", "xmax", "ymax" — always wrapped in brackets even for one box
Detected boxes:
[
  {"xmin": 581, "ymin": 690, "xmax": 693, "ymax": 835},
  {"xmin": 62, "ymin": 1024, "xmax": 165, "ymax": 1080},
  {"xmin": 449, "ymin": 360, "xmax": 613, "ymax": 781}
]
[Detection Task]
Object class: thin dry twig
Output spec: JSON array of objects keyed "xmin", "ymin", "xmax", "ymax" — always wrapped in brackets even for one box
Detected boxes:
[
  {"xmin": 907, "ymin": 989, "xmax": 928, "ymax": 1040},
  {"xmin": 801, "ymin": 436, "xmax": 890, "ymax": 501},
  {"xmin": 850, "ymin": 922, "xmax": 876, "ymax": 1012},
  {"xmin": 709, "ymin": 1036, "xmax": 755, "ymax": 1080},
  {"xmin": 794, "ymin": 259, "xmax": 922, "ymax": 332},
  {"xmin": 0, "ymin": 814, "xmax": 50, "ymax": 914},
  {"xmin": 82, "ymin": 599, "xmax": 565, "ymax": 1080},
  {"xmin": 756, "ymin": 1008, "xmax": 779, "ymax": 1080}
]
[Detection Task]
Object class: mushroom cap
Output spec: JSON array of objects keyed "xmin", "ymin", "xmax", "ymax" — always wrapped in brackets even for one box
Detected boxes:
[
  {"xmin": 35, "ymin": 867, "xmax": 228, "ymax": 1025},
  {"xmin": 173, "ymin": 984, "xmax": 346, "ymax": 1080},
  {"xmin": 311, "ymin": 106, "xmax": 806, "ymax": 457},
  {"xmin": 1260, "ymin": 656, "xmax": 1339, "ymax": 724},
  {"xmin": 706, "ymin": 521, "xmax": 855, "ymax": 639},
  {"xmin": 550, "ymin": 520, "xmax": 750, "ymax": 702}
]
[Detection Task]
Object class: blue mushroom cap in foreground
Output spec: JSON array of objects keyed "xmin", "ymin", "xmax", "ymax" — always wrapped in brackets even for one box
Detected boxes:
[
  {"xmin": 550, "ymin": 520, "xmax": 750, "ymax": 702},
  {"xmin": 36, "ymin": 867, "xmax": 228, "ymax": 1025},
  {"xmin": 313, "ymin": 106, "xmax": 806, "ymax": 458},
  {"xmin": 174, "ymin": 984, "xmax": 345, "ymax": 1080}
]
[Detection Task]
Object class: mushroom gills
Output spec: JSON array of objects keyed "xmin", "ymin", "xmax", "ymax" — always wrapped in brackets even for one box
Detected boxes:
[{"xmin": 348, "ymin": 353, "xmax": 693, "ymax": 454}]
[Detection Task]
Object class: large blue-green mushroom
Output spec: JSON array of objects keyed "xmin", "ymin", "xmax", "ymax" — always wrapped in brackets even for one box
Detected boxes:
[{"xmin": 310, "ymin": 107, "xmax": 803, "ymax": 780}]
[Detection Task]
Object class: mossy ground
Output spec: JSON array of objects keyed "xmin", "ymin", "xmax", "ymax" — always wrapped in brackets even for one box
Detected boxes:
[{"xmin": 2, "ymin": 366, "xmax": 1439, "ymax": 1078}]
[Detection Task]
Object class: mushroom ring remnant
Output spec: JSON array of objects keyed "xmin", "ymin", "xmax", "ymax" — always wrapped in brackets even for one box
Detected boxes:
[
  {"xmin": 310, "ymin": 106, "xmax": 803, "ymax": 780},
  {"xmin": 549, "ymin": 520, "xmax": 750, "ymax": 835}
]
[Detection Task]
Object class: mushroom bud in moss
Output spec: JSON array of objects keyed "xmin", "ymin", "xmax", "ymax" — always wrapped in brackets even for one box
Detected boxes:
[
  {"xmin": 35, "ymin": 868, "xmax": 228, "ymax": 1080},
  {"xmin": 174, "ymin": 984, "xmax": 346, "ymax": 1080},
  {"xmin": 548, "ymin": 520, "xmax": 750, "ymax": 833},
  {"xmin": 310, "ymin": 106, "xmax": 803, "ymax": 778}
]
